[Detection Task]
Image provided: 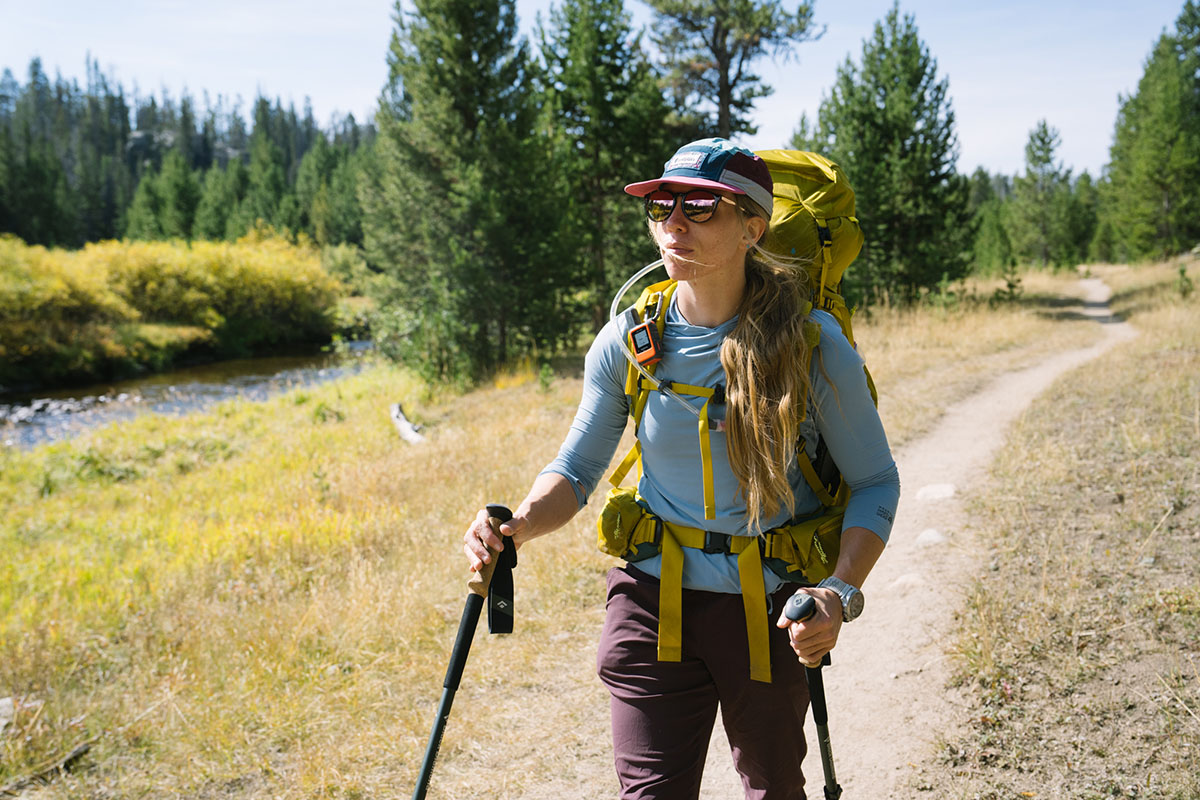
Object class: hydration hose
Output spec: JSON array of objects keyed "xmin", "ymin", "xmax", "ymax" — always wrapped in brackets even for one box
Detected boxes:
[{"xmin": 609, "ymin": 259, "xmax": 702, "ymax": 420}]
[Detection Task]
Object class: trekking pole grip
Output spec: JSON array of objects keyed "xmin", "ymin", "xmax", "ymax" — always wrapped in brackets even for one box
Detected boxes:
[
  {"xmin": 783, "ymin": 593, "xmax": 832, "ymax": 668},
  {"xmin": 784, "ymin": 592, "xmax": 817, "ymax": 623},
  {"xmin": 467, "ymin": 504, "xmax": 514, "ymax": 597}
]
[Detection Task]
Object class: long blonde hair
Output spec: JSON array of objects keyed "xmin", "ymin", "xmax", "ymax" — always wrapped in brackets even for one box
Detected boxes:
[{"xmin": 720, "ymin": 196, "xmax": 814, "ymax": 532}]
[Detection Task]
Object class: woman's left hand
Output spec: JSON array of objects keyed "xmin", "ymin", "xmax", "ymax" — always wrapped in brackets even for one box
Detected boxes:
[{"xmin": 775, "ymin": 587, "xmax": 843, "ymax": 667}]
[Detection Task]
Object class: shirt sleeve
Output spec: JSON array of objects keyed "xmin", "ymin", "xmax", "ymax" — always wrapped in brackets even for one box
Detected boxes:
[
  {"xmin": 809, "ymin": 315, "xmax": 901, "ymax": 544},
  {"xmin": 539, "ymin": 319, "xmax": 632, "ymax": 508}
]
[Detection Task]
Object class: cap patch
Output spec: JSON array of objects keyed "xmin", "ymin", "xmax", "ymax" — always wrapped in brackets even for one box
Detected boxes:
[{"xmin": 666, "ymin": 151, "xmax": 706, "ymax": 171}]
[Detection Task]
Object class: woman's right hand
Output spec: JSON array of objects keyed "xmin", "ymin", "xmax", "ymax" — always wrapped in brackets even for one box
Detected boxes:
[{"xmin": 463, "ymin": 508, "xmax": 528, "ymax": 572}]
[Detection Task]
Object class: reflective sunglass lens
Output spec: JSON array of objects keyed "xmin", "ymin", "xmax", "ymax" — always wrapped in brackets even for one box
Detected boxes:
[
  {"xmin": 681, "ymin": 192, "xmax": 717, "ymax": 221},
  {"xmin": 645, "ymin": 191, "xmax": 676, "ymax": 221}
]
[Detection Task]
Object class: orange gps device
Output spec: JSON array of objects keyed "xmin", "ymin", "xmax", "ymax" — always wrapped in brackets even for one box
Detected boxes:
[{"xmin": 629, "ymin": 321, "xmax": 663, "ymax": 367}]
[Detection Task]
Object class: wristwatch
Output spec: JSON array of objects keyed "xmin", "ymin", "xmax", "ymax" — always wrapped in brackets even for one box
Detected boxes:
[{"xmin": 817, "ymin": 576, "xmax": 864, "ymax": 622}]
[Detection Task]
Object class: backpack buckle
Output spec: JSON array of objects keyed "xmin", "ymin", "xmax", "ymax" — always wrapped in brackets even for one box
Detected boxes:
[{"xmin": 702, "ymin": 531, "xmax": 733, "ymax": 554}]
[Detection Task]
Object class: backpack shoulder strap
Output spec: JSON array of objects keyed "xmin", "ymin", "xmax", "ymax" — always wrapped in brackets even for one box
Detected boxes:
[
  {"xmin": 794, "ymin": 299, "xmax": 877, "ymax": 508},
  {"xmin": 609, "ymin": 279, "xmax": 678, "ymax": 489},
  {"xmin": 621, "ymin": 278, "xmax": 677, "ymax": 421}
]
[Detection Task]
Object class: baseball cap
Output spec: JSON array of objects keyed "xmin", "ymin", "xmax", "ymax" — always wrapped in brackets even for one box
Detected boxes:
[{"xmin": 624, "ymin": 138, "xmax": 774, "ymax": 217}]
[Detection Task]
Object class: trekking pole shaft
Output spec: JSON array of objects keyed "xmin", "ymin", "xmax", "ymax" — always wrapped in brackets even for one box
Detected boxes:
[
  {"xmin": 412, "ymin": 505, "xmax": 512, "ymax": 800},
  {"xmin": 805, "ymin": 664, "xmax": 841, "ymax": 799},
  {"xmin": 412, "ymin": 686, "xmax": 455, "ymax": 800},
  {"xmin": 412, "ymin": 594, "xmax": 485, "ymax": 800},
  {"xmin": 445, "ymin": 594, "xmax": 485, "ymax": 692},
  {"xmin": 784, "ymin": 593, "xmax": 843, "ymax": 799}
]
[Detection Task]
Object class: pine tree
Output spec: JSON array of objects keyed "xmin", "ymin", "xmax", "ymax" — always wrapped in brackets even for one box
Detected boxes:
[
  {"xmin": 647, "ymin": 0, "xmax": 819, "ymax": 138},
  {"xmin": 966, "ymin": 167, "xmax": 994, "ymax": 217},
  {"xmin": 307, "ymin": 143, "xmax": 366, "ymax": 247},
  {"xmin": 0, "ymin": 126, "xmax": 12, "ymax": 235},
  {"xmin": 539, "ymin": 0, "xmax": 674, "ymax": 331},
  {"xmin": 802, "ymin": 2, "xmax": 971, "ymax": 300},
  {"xmin": 237, "ymin": 126, "xmax": 288, "ymax": 232},
  {"xmin": 194, "ymin": 158, "xmax": 251, "ymax": 240},
  {"xmin": 124, "ymin": 164, "xmax": 165, "ymax": 239},
  {"xmin": 295, "ymin": 133, "xmax": 335, "ymax": 239},
  {"xmin": 361, "ymin": 0, "xmax": 562, "ymax": 381},
  {"xmin": 1066, "ymin": 171, "xmax": 1099, "ymax": 264},
  {"xmin": 1008, "ymin": 120, "xmax": 1072, "ymax": 268},
  {"xmin": 787, "ymin": 112, "xmax": 818, "ymax": 152},
  {"xmin": 1102, "ymin": 10, "xmax": 1200, "ymax": 260},
  {"xmin": 194, "ymin": 165, "xmax": 231, "ymax": 240},
  {"xmin": 157, "ymin": 149, "xmax": 201, "ymax": 239},
  {"xmin": 967, "ymin": 168, "xmax": 1012, "ymax": 273}
]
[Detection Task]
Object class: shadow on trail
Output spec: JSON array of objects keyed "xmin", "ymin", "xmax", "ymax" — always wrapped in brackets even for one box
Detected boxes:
[{"xmin": 1106, "ymin": 281, "xmax": 1186, "ymax": 320}]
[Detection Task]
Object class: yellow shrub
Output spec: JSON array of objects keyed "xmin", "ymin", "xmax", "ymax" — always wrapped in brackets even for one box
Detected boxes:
[{"xmin": 0, "ymin": 235, "xmax": 345, "ymax": 388}]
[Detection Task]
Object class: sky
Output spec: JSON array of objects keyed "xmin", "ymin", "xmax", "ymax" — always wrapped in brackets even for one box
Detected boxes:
[{"xmin": 0, "ymin": 0, "xmax": 1188, "ymax": 177}]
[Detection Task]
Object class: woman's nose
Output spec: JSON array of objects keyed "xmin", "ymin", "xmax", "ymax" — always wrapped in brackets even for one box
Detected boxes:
[{"xmin": 664, "ymin": 201, "xmax": 689, "ymax": 229}]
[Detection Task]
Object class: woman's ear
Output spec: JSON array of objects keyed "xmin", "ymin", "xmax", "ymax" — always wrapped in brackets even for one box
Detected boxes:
[{"xmin": 745, "ymin": 215, "xmax": 767, "ymax": 245}]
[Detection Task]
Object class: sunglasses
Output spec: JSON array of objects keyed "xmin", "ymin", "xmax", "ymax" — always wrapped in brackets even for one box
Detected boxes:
[{"xmin": 643, "ymin": 189, "xmax": 732, "ymax": 223}]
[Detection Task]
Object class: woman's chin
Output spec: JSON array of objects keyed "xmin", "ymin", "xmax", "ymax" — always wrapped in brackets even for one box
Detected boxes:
[{"xmin": 663, "ymin": 255, "xmax": 699, "ymax": 281}]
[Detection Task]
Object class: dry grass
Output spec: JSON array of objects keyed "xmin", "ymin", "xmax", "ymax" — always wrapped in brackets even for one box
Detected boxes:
[
  {"xmin": 860, "ymin": 269, "xmax": 1102, "ymax": 447},
  {"xmin": 0, "ymin": 265, "xmax": 1137, "ymax": 798},
  {"xmin": 915, "ymin": 259, "xmax": 1200, "ymax": 799},
  {"xmin": 1, "ymin": 361, "xmax": 618, "ymax": 799}
]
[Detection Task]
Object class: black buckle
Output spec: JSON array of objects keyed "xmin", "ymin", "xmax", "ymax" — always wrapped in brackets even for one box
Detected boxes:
[{"xmin": 702, "ymin": 531, "xmax": 733, "ymax": 554}]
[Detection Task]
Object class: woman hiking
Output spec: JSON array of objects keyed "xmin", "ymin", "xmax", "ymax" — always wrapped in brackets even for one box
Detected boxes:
[{"xmin": 463, "ymin": 138, "xmax": 899, "ymax": 800}]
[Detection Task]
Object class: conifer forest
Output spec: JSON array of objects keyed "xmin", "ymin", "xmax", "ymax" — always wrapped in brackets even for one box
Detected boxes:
[{"xmin": 2, "ymin": 0, "xmax": 1198, "ymax": 385}]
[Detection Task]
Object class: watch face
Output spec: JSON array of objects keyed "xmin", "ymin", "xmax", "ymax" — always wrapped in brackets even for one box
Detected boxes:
[{"xmin": 844, "ymin": 590, "xmax": 864, "ymax": 620}]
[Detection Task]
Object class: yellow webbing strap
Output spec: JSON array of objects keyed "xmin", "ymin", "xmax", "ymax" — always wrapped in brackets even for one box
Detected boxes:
[
  {"xmin": 608, "ymin": 376, "xmax": 651, "ymax": 489},
  {"xmin": 736, "ymin": 541, "xmax": 771, "ymax": 682},
  {"xmin": 610, "ymin": 281, "xmax": 679, "ymax": 490},
  {"xmin": 658, "ymin": 523, "xmax": 686, "ymax": 663},
  {"xmin": 669, "ymin": 382, "xmax": 717, "ymax": 520},
  {"xmin": 657, "ymin": 521, "xmax": 772, "ymax": 683},
  {"xmin": 609, "ymin": 440, "xmax": 642, "ymax": 487},
  {"xmin": 797, "ymin": 447, "xmax": 838, "ymax": 507}
]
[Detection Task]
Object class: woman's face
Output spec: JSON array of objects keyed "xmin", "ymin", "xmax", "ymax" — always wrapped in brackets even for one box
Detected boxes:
[{"xmin": 650, "ymin": 183, "xmax": 765, "ymax": 284}]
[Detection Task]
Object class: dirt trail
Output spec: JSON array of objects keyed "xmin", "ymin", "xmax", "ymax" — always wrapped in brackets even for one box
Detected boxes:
[{"xmin": 698, "ymin": 279, "xmax": 1138, "ymax": 798}]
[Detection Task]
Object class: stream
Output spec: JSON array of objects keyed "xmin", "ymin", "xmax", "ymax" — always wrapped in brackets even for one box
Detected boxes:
[{"xmin": 0, "ymin": 345, "xmax": 371, "ymax": 451}]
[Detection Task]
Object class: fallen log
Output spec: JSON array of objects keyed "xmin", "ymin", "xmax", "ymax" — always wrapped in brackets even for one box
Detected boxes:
[{"xmin": 390, "ymin": 403, "xmax": 426, "ymax": 444}]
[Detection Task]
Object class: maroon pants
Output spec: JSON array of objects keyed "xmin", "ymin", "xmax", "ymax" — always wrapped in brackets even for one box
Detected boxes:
[{"xmin": 597, "ymin": 565, "xmax": 810, "ymax": 800}]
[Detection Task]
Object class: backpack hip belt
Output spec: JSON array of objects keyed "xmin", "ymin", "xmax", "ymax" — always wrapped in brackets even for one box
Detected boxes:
[{"xmin": 597, "ymin": 486, "xmax": 843, "ymax": 683}]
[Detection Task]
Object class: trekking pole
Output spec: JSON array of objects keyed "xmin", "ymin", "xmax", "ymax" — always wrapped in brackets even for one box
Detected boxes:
[
  {"xmin": 784, "ymin": 593, "xmax": 843, "ymax": 800},
  {"xmin": 411, "ymin": 504, "xmax": 516, "ymax": 800}
]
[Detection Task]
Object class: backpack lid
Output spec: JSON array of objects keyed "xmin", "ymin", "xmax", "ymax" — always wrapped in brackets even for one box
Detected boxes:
[{"xmin": 756, "ymin": 149, "xmax": 863, "ymax": 291}]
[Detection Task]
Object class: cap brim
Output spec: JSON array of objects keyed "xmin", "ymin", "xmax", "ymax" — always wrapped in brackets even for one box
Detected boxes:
[{"xmin": 623, "ymin": 177, "xmax": 748, "ymax": 198}]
